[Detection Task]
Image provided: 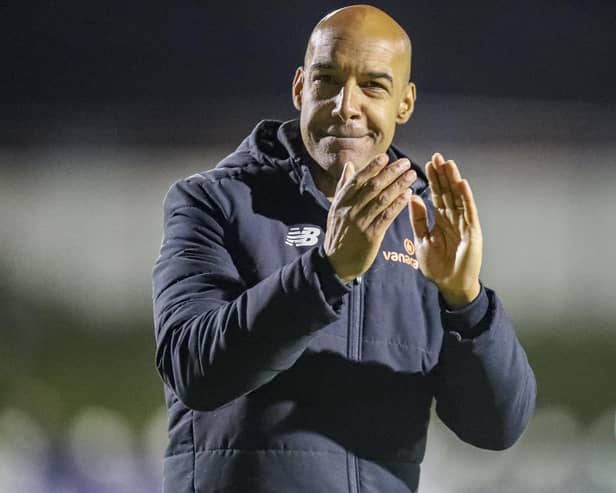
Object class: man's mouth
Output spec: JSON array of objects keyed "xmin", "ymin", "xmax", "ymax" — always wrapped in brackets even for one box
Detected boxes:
[
  {"xmin": 326, "ymin": 130, "xmax": 369, "ymax": 139},
  {"xmin": 321, "ymin": 135, "xmax": 369, "ymax": 150},
  {"xmin": 326, "ymin": 136, "xmax": 366, "ymax": 141}
]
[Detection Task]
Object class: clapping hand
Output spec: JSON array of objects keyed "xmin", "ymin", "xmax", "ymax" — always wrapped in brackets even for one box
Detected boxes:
[
  {"xmin": 324, "ymin": 153, "xmax": 417, "ymax": 284},
  {"xmin": 408, "ymin": 153, "xmax": 482, "ymax": 308}
]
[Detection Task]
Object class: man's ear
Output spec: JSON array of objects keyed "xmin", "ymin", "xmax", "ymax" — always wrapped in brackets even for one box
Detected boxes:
[
  {"xmin": 396, "ymin": 82, "xmax": 416, "ymax": 124},
  {"xmin": 292, "ymin": 66, "xmax": 304, "ymax": 111}
]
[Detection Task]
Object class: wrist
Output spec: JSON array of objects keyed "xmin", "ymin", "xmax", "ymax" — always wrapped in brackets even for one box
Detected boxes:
[
  {"xmin": 439, "ymin": 281, "xmax": 481, "ymax": 309},
  {"xmin": 325, "ymin": 252, "xmax": 357, "ymax": 284}
]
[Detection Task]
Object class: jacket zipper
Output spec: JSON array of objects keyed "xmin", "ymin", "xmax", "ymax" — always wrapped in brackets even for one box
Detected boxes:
[
  {"xmin": 346, "ymin": 275, "xmax": 364, "ymax": 493},
  {"xmin": 300, "ymin": 159, "xmax": 365, "ymax": 492},
  {"xmin": 349, "ymin": 275, "xmax": 364, "ymax": 360}
]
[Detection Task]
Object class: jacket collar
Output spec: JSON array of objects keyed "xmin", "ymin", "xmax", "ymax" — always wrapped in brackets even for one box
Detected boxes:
[{"xmin": 275, "ymin": 119, "xmax": 427, "ymax": 199}]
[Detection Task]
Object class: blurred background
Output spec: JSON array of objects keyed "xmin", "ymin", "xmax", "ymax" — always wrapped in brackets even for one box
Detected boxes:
[{"xmin": 1, "ymin": 1, "xmax": 615, "ymax": 492}]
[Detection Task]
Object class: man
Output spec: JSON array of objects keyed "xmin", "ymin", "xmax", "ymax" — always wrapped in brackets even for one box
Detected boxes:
[{"xmin": 152, "ymin": 5, "xmax": 536, "ymax": 493}]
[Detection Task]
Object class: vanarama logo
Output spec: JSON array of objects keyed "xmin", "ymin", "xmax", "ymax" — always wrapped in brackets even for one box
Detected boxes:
[{"xmin": 382, "ymin": 238, "xmax": 419, "ymax": 269}]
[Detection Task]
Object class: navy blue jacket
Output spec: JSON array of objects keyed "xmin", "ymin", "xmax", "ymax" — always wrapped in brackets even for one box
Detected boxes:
[{"xmin": 152, "ymin": 119, "xmax": 536, "ymax": 493}]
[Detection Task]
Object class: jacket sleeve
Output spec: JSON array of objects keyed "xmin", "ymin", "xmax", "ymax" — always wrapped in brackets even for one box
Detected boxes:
[
  {"xmin": 152, "ymin": 177, "xmax": 350, "ymax": 411},
  {"xmin": 431, "ymin": 285, "xmax": 537, "ymax": 450}
]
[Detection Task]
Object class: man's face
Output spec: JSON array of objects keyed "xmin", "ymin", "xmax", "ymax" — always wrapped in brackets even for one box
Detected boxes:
[{"xmin": 293, "ymin": 25, "xmax": 415, "ymax": 177}]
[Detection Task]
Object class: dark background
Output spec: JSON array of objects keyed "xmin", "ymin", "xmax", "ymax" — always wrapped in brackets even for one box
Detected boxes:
[
  {"xmin": 2, "ymin": 1, "xmax": 616, "ymax": 147},
  {"xmin": 4, "ymin": 1, "xmax": 616, "ymax": 103}
]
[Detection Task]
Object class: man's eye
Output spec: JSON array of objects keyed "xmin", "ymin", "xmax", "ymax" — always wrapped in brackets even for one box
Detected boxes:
[
  {"xmin": 314, "ymin": 74, "xmax": 335, "ymax": 83},
  {"xmin": 364, "ymin": 81, "xmax": 386, "ymax": 90}
]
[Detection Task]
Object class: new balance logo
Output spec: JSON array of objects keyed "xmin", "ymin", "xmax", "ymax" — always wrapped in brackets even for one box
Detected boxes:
[{"xmin": 285, "ymin": 226, "xmax": 321, "ymax": 247}]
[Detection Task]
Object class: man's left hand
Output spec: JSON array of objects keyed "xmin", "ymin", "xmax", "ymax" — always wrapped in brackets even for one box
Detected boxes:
[{"xmin": 408, "ymin": 153, "xmax": 483, "ymax": 309}]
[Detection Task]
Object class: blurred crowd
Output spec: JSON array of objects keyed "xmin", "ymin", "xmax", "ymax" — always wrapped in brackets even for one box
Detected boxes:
[{"xmin": 1, "ymin": 405, "xmax": 614, "ymax": 493}]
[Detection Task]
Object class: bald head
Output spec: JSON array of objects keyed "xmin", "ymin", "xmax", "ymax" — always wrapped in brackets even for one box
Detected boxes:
[{"xmin": 305, "ymin": 5, "xmax": 412, "ymax": 83}]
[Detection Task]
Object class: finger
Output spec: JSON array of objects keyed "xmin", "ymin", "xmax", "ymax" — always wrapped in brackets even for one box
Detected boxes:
[
  {"xmin": 437, "ymin": 157, "xmax": 466, "ymax": 225},
  {"xmin": 424, "ymin": 161, "xmax": 444, "ymax": 210},
  {"xmin": 338, "ymin": 153, "xmax": 389, "ymax": 201},
  {"xmin": 443, "ymin": 160, "xmax": 466, "ymax": 219},
  {"xmin": 459, "ymin": 179, "xmax": 480, "ymax": 226},
  {"xmin": 444, "ymin": 159, "xmax": 462, "ymax": 183},
  {"xmin": 432, "ymin": 152, "xmax": 445, "ymax": 166},
  {"xmin": 350, "ymin": 156, "xmax": 410, "ymax": 209},
  {"xmin": 433, "ymin": 206, "xmax": 460, "ymax": 243},
  {"xmin": 408, "ymin": 194, "xmax": 429, "ymax": 239},
  {"xmin": 356, "ymin": 153, "xmax": 390, "ymax": 183},
  {"xmin": 358, "ymin": 170, "xmax": 417, "ymax": 228},
  {"xmin": 366, "ymin": 189, "xmax": 411, "ymax": 237},
  {"xmin": 354, "ymin": 161, "xmax": 415, "ymax": 224},
  {"xmin": 436, "ymin": 161, "xmax": 455, "ymax": 215}
]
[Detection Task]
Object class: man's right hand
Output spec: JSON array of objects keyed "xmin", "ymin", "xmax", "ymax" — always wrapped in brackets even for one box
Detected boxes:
[{"xmin": 324, "ymin": 153, "xmax": 417, "ymax": 284}]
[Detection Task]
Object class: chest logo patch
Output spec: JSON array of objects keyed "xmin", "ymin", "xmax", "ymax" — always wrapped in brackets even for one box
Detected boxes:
[
  {"xmin": 383, "ymin": 238, "xmax": 419, "ymax": 269},
  {"xmin": 285, "ymin": 226, "xmax": 321, "ymax": 247}
]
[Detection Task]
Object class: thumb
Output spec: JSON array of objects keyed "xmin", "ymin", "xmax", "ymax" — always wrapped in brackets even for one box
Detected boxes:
[
  {"xmin": 336, "ymin": 161, "xmax": 355, "ymax": 192},
  {"xmin": 345, "ymin": 161, "xmax": 355, "ymax": 180},
  {"xmin": 408, "ymin": 194, "xmax": 430, "ymax": 240}
]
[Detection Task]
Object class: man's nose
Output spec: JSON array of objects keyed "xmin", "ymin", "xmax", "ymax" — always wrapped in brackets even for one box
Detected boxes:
[{"xmin": 332, "ymin": 82, "xmax": 361, "ymax": 123}]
